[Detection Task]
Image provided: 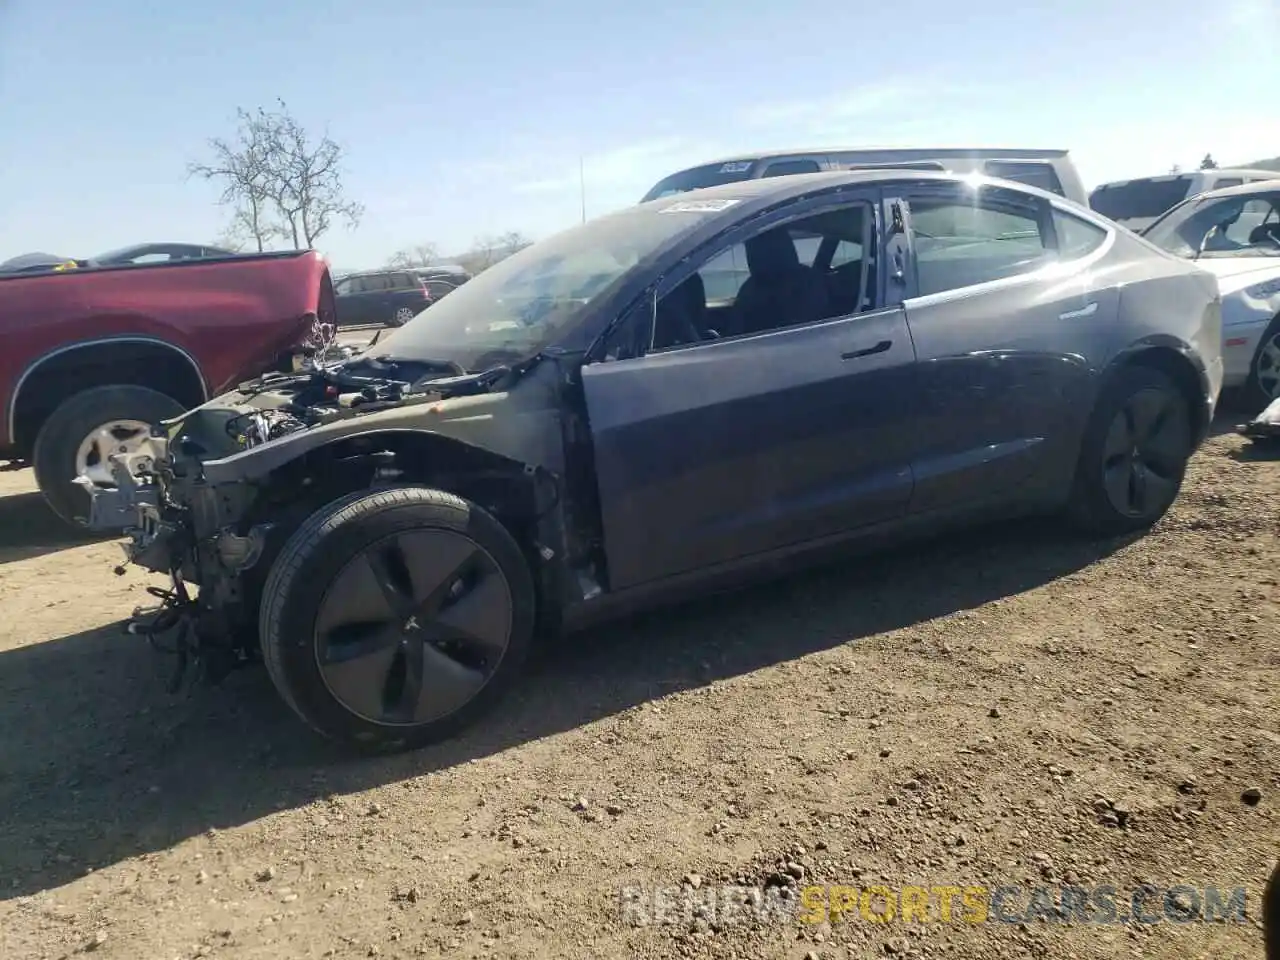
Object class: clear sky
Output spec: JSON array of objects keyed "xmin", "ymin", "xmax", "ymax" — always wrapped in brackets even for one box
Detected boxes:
[{"xmin": 1, "ymin": 0, "xmax": 1276, "ymax": 271}]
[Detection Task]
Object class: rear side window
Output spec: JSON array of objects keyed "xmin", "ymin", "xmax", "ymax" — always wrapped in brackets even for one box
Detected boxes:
[
  {"xmin": 909, "ymin": 186, "xmax": 1051, "ymax": 297},
  {"xmin": 1053, "ymin": 210, "xmax": 1109, "ymax": 259},
  {"xmin": 1212, "ymin": 178, "xmax": 1243, "ymax": 190},
  {"xmin": 985, "ymin": 160, "xmax": 1065, "ymax": 197},
  {"xmin": 1090, "ymin": 177, "xmax": 1192, "ymax": 221},
  {"xmin": 762, "ymin": 159, "xmax": 822, "ymax": 178}
]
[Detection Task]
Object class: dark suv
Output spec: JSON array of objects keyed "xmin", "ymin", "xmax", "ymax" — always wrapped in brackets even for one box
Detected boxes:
[{"xmin": 333, "ymin": 270, "xmax": 434, "ymax": 327}]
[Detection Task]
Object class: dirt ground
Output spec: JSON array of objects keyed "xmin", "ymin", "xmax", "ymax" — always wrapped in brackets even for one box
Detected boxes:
[{"xmin": 0, "ymin": 416, "xmax": 1276, "ymax": 960}]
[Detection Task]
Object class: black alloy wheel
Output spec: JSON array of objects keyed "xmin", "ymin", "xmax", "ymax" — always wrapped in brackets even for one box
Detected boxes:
[
  {"xmin": 259, "ymin": 487, "xmax": 536, "ymax": 751},
  {"xmin": 1067, "ymin": 366, "xmax": 1192, "ymax": 537},
  {"xmin": 314, "ymin": 528, "xmax": 512, "ymax": 726},
  {"xmin": 1098, "ymin": 385, "xmax": 1190, "ymax": 519}
]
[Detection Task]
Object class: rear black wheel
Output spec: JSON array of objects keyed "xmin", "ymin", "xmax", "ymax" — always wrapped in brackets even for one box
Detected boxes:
[
  {"xmin": 259, "ymin": 487, "xmax": 536, "ymax": 752},
  {"xmin": 1066, "ymin": 367, "xmax": 1193, "ymax": 537}
]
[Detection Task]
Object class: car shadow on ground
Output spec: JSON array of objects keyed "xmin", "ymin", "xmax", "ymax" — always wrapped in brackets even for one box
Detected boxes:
[
  {"xmin": 0, "ymin": 492, "xmax": 106, "ymax": 565},
  {"xmin": 0, "ymin": 516, "xmax": 1132, "ymax": 898}
]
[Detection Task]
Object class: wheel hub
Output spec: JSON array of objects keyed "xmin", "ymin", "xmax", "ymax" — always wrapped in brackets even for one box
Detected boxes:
[
  {"xmin": 1255, "ymin": 333, "xmax": 1280, "ymax": 399},
  {"xmin": 1099, "ymin": 388, "xmax": 1188, "ymax": 519},
  {"xmin": 74, "ymin": 419, "xmax": 152, "ymax": 488},
  {"xmin": 313, "ymin": 530, "xmax": 513, "ymax": 727}
]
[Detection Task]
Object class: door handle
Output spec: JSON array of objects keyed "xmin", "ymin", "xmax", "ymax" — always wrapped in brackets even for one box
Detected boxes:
[
  {"xmin": 841, "ymin": 339, "xmax": 892, "ymax": 361},
  {"xmin": 1059, "ymin": 301, "xmax": 1098, "ymax": 320}
]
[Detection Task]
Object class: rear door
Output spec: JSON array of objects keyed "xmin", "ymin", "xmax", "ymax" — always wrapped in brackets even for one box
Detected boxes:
[
  {"xmin": 581, "ymin": 191, "xmax": 919, "ymax": 590},
  {"xmin": 891, "ymin": 181, "xmax": 1118, "ymax": 513}
]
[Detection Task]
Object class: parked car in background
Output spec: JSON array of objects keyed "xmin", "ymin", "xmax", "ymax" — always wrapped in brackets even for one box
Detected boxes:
[
  {"xmin": 0, "ymin": 243, "xmax": 239, "ymax": 274},
  {"xmin": 90, "ymin": 169, "xmax": 1220, "ymax": 751},
  {"xmin": 334, "ymin": 269, "xmax": 436, "ymax": 326},
  {"xmin": 93, "ymin": 242, "xmax": 239, "ymax": 265},
  {"xmin": 412, "ymin": 264, "xmax": 472, "ymax": 286},
  {"xmin": 1089, "ymin": 168, "xmax": 1280, "ymax": 233},
  {"xmin": 0, "ymin": 252, "xmax": 82, "ymax": 273},
  {"xmin": 412, "ymin": 264, "xmax": 472, "ymax": 302},
  {"xmin": 641, "ymin": 147, "xmax": 1088, "ymax": 205},
  {"xmin": 0, "ymin": 249, "xmax": 335, "ymax": 528},
  {"xmin": 1140, "ymin": 179, "xmax": 1280, "ymax": 407}
]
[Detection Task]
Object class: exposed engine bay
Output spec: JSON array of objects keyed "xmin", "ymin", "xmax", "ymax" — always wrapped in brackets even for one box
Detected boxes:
[{"xmin": 81, "ymin": 347, "xmax": 574, "ymax": 694}]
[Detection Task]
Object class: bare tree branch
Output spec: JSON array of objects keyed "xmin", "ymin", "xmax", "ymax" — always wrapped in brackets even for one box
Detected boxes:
[
  {"xmin": 387, "ymin": 243, "xmax": 440, "ymax": 269},
  {"xmin": 189, "ymin": 100, "xmax": 362, "ymax": 251}
]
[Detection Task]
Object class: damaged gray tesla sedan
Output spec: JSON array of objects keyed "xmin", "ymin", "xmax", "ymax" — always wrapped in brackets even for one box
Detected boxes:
[{"xmin": 85, "ymin": 170, "xmax": 1224, "ymax": 752}]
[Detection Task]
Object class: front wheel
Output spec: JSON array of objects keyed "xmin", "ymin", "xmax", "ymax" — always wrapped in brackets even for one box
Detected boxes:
[
  {"xmin": 258, "ymin": 486, "xmax": 536, "ymax": 752},
  {"xmin": 1066, "ymin": 367, "xmax": 1193, "ymax": 537}
]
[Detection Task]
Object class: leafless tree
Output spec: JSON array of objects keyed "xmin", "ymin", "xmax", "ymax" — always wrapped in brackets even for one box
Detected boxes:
[
  {"xmin": 458, "ymin": 231, "xmax": 533, "ymax": 274},
  {"xmin": 190, "ymin": 100, "xmax": 363, "ymax": 250},
  {"xmin": 1168, "ymin": 163, "xmax": 1183, "ymax": 174},
  {"xmin": 387, "ymin": 243, "xmax": 440, "ymax": 269},
  {"xmin": 188, "ymin": 108, "xmax": 281, "ymax": 252}
]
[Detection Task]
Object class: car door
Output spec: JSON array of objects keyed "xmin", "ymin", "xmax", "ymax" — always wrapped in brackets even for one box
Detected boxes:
[
  {"xmin": 890, "ymin": 181, "xmax": 1120, "ymax": 514},
  {"xmin": 580, "ymin": 192, "xmax": 919, "ymax": 591}
]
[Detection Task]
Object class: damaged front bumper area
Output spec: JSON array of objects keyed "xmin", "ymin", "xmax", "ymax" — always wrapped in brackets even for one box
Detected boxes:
[{"xmin": 78, "ymin": 433, "xmax": 270, "ymax": 689}]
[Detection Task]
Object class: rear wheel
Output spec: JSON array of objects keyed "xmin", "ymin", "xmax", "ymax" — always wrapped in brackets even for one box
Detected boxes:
[
  {"xmin": 1066, "ymin": 367, "xmax": 1193, "ymax": 537},
  {"xmin": 391, "ymin": 307, "xmax": 415, "ymax": 326},
  {"xmin": 259, "ymin": 486, "xmax": 536, "ymax": 752},
  {"xmin": 32, "ymin": 384, "xmax": 184, "ymax": 529}
]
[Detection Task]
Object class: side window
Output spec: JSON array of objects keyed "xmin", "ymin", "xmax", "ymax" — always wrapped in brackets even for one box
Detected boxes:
[
  {"xmin": 334, "ymin": 277, "xmax": 354, "ymax": 296},
  {"xmin": 1224, "ymin": 199, "xmax": 1278, "ymax": 245},
  {"xmin": 647, "ymin": 201, "xmax": 874, "ymax": 351},
  {"xmin": 1052, "ymin": 209, "xmax": 1109, "ymax": 260},
  {"xmin": 762, "ymin": 159, "xmax": 822, "ymax": 178},
  {"xmin": 909, "ymin": 187, "xmax": 1051, "ymax": 297},
  {"xmin": 829, "ymin": 239, "xmax": 862, "ymax": 268},
  {"xmin": 699, "ymin": 245, "xmax": 750, "ymax": 302},
  {"xmin": 984, "ymin": 160, "xmax": 1065, "ymax": 197},
  {"xmin": 366, "ymin": 275, "xmax": 391, "ymax": 292},
  {"xmin": 1213, "ymin": 178, "xmax": 1243, "ymax": 191}
]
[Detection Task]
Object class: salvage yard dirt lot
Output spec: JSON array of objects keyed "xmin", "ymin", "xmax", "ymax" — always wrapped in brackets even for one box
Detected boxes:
[{"xmin": 0, "ymin": 420, "xmax": 1277, "ymax": 960}]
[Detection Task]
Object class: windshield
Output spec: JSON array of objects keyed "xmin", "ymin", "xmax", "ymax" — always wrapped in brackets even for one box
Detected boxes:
[
  {"xmin": 1089, "ymin": 176, "xmax": 1192, "ymax": 221},
  {"xmin": 639, "ymin": 160, "xmax": 757, "ymax": 202},
  {"xmin": 1143, "ymin": 190, "xmax": 1280, "ymax": 259},
  {"xmin": 364, "ymin": 202, "xmax": 717, "ymax": 371}
]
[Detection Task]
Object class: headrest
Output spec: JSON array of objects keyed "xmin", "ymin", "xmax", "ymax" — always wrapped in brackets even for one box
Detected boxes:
[{"xmin": 745, "ymin": 229, "xmax": 800, "ymax": 280}]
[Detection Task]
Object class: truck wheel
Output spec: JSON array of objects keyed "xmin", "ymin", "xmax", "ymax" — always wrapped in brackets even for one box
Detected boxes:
[
  {"xmin": 1065, "ymin": 367, "xmax": 1193, "ymax": 537},
  {"xmin": 258, "ymin": 486, "xmax": 536, "ymax": 753},
  {"xmin": 32, "ymin": 384, "xmax": 184, "ymax": 530}
]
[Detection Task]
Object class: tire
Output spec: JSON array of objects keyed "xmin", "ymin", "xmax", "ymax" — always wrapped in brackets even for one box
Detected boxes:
[
  {"xmin": 31, "ymin": 384, "xmax": 185, "ymax": 530},
  {"xmin": 390, "ymin": 306, "xmax": 416, "ymax": 326},
  {"xmin": 1242, "ymin": 315, "xmax": 1280, "ymax": 412},
  {"xmin": 1066, "ymin": 366, "xmax": 1193, "ymax": 537},
  {"xmin": 259, "ymin": 486, "xmax": 536, "ymax": 752}
]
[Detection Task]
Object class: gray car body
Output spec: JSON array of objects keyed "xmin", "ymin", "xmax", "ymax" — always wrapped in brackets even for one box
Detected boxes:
[{"xmin": 146, "ymin": 170, "xmax": 1223, "ymax": 628}]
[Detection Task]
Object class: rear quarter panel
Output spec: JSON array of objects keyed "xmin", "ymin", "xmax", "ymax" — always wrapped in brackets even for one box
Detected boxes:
[{"xmin": 1100, "ymin": 233, "xmax": 1223, "ymax": 416}]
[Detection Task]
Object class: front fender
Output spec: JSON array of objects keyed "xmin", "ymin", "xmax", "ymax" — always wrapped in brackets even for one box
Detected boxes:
[{"xmin": 199, "ymin": 392, "xmax": 567, "ymax": 486}]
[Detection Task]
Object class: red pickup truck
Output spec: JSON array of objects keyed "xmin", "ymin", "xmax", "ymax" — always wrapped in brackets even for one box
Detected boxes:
[{"xmin": 0, "ymin": 250, "xmax": 336, "ymax": 528}]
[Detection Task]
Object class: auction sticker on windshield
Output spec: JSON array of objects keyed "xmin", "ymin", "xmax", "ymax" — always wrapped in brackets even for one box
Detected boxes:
[{"xmin": 660, "ymin": 198, "xmax": 743, "ymax": 214}]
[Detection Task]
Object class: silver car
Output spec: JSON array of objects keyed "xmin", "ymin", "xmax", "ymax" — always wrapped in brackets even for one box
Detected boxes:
[
  {"xmin": 87, "ymin": 169, "xmax": 1222, "ymax": 752},
  {"xmin": 1141, "ymin": 179, "xmax": 1280, "ymax": 407}
]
